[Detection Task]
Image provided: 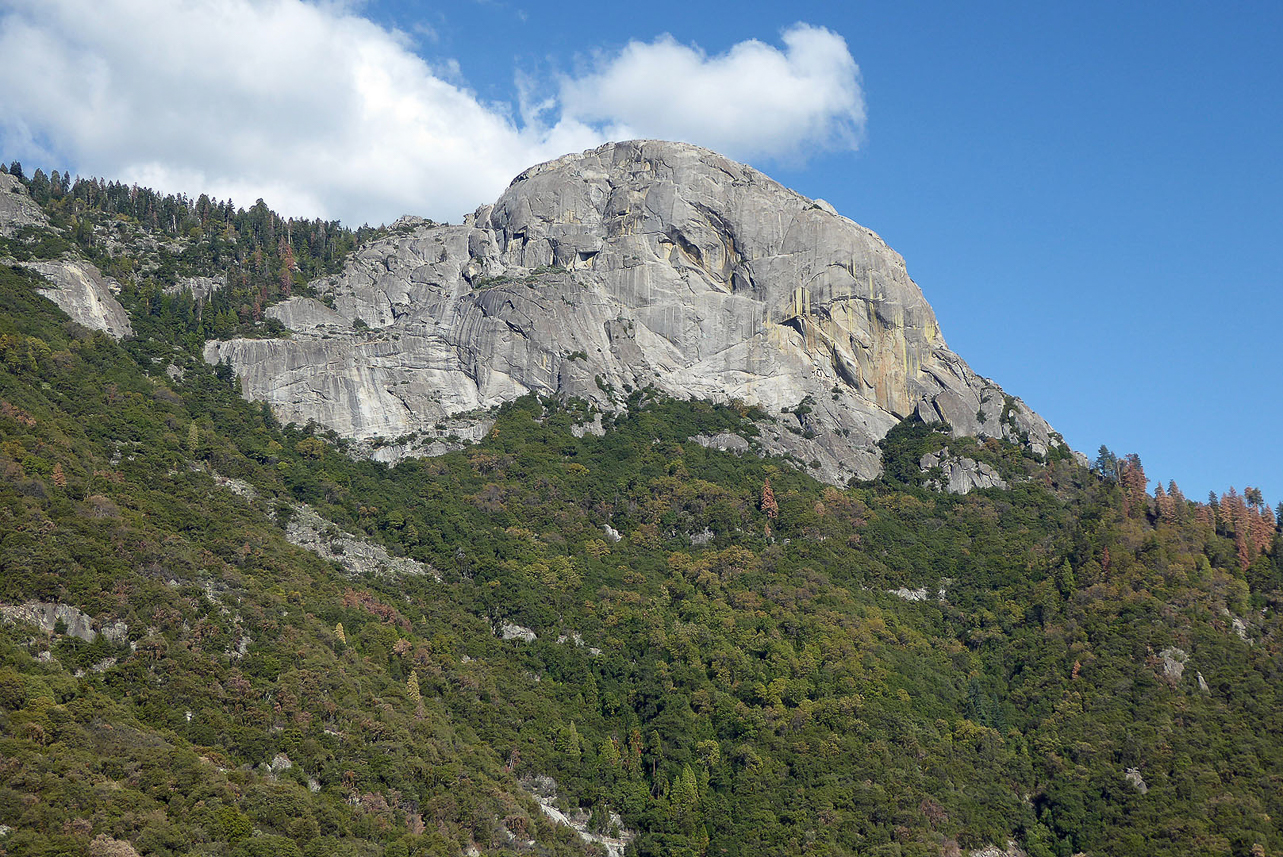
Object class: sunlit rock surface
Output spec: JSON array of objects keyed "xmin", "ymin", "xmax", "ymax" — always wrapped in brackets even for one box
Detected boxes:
[{"xmin": 208, "ymin": 140, "xmax": 1057, "ymax": 482}]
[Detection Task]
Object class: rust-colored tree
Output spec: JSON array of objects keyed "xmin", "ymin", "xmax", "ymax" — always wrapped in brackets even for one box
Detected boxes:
[
  {"xmin": 1244, "ymin": 487, "xmax": 1274, "ymax": 558},
  {"xmin": 1153, "ymin": 482, "xmax": 1173, "ymax": 521},
  {"xmin": 761, "ymin": 479, "xmax": 778, "ymax": 520},
  {"xmin": 1216, "ymin": 487, "xmax": 1274, "ymax": 569},
  {"xmin": 1119, "ymin": 453, "xmax": 1148, "ymax": 518}
]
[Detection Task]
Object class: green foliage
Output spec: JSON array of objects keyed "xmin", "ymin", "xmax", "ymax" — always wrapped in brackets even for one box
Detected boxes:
[
  {"xmin": 9, "ymin": 166, "xmax": 392, "ymax": 351},
  {"xmin": 0, "ymin": 210, "xmax": 1280, "ymax": 857},
  {"xmin": 875, "ymin": 418, "xmax": 950, "ymax": 487}
]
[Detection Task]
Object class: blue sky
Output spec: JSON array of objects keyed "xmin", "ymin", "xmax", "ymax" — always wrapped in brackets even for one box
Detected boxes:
[{"xmin": 1, "ymin": 0, "xmax": 1279, "ymax": 504}]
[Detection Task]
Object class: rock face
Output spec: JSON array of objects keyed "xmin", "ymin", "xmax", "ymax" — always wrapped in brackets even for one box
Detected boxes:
[
  {"xmin": 523, "ymin": 774, "xmax": 635, "ymax": 857},
  {"xmin": 0, "ymin": 174, "xmax": 133, "ymax": 339},
  {"xmin": 24, "ymin": 258, "xmax": 133, "ymax": 339},
  {"xmin": 0, "ymin": 174, "xmax": 48, "ymax": 236},
  {"xmin": 0, "ymin": 600, "xmax": 127, "ymax": 644},
  {"xmin": 166, "ymin": 275, "xmax": 223, "ymax": 303},
  {"xmin": 282, "ymin": 502, "xmax": 437, "ymax": 581},
  {"xmin": 1158, "ymin": 646, "xmax": 1188, "ymax": 682},
  {"xmin": 920, "ymin": 448, "xmax": 1008, "ymax": 494},
  {"xmin": 211, "ymin": 470, "xmax": 435, "ymax": 579},
  {"xmin": 207, "ymin": 141, "xmax": 1058, "ymax": 482}
]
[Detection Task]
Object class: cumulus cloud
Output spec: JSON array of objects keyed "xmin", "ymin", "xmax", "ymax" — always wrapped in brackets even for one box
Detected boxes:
[
  {"xmin": 0, "ymin": 2, "xmax": 864, "ymax": 225},
  {"xmin": 560, "ymin": 24, "xmax": 865, "ymax": 161}
]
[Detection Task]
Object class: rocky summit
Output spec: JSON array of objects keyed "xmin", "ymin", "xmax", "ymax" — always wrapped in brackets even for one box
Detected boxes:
[{"xmin": 206, "ymin": 140, "xmax": 1060, "ymax": 483}]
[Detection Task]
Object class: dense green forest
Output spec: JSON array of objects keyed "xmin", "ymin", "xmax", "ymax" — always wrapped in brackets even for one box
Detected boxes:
[{"xmin": 1, "ymin": 166, "xmax": 1281, "ymax": 857}]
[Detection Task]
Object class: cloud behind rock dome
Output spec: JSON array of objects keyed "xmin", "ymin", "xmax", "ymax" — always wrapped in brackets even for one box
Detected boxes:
[
  {"xmin": 560, "ymin": 24, "xmax": 865, "ymax": 161},
  {"xmin": 0, "ymin": 1, "xmax": 865, "ymax": 225}
]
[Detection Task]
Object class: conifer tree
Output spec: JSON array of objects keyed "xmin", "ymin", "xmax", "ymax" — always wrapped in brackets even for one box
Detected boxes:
[
  {"xmin": 559, "ymin": 722, "xmax": 581, "ymax": 762},
  {"xmin": 761, "ymin": 479, "xmax": 778, "ymax": 520},
  {"xmin": 672, "ymin": 763, "xmax": 700, "ymax": 819},
  {"xmin": 1119, "ymin": 454, "xmax": 1147, "ymax": 518},
  {"xmin": 407, "ymin": 669, "xmax": 421, "ymax": 707},
  {"xmin": 1154, "ymin": 483, "xmax": 1172, "ymax": 520},
  {"xmin": 1168, "ymin": 481, "xmax": 1187, "ymax": 522}
]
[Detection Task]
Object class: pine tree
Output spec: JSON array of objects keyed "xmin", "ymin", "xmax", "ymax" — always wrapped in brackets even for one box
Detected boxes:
[
  {"xmin": 1168, "ymin": 481, "xmax": 1187, "ymax": 522},
  {"xmin": 407, "ymin": 669, "xmax": 421, "ymax": 707},
  {"xmin": 1119, "ymin": 454, "xmax": 1148, "ymax": 518},
  {"xmin": 334, "ymin": 622, "xmax": 346, "ymax": 644},
  {"xmin": 1094, "ymin": 445, "xmax": 1119, "ymax": 480},
  {"xmin": 1154, "ymin": 483, "xmax": 1172, "ymax": 520},
  {"xmin": 559, "ymin": 722, "xmax": 581, "ymax": 762},
  {"xmin": 672, "ymin": 763, "xmax": 700, "ymax": 818},
  {"xmin": 1236, "ymin": 528, "xmax": 1252, "ymax": 571},
  {"xmin": 761, "ymin": 479, "xmax": 778, "ymax": 520}
]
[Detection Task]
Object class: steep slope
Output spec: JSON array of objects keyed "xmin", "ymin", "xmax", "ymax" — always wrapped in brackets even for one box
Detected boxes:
[
  {"xmin": 206, "ymin": 141, "xmax": 1061, "ymax": 483},
  {"xmin": 2, "ymin": 164, "xmax": 1282, "ymax": 857},
  {"xmin": 0, "ymin": 173, "xmax": 132, "ymax": 338}
]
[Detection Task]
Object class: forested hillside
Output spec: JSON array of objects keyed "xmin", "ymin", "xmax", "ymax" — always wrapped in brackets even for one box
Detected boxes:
[{"xmin": 1, "ymin": 164, "xmax": 1281, "ymax": 857}]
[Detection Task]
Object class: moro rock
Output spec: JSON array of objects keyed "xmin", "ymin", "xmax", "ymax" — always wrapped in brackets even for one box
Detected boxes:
[{"xmin": 206, "ymin": 141, "xmax": 1058, "ymax": 483}]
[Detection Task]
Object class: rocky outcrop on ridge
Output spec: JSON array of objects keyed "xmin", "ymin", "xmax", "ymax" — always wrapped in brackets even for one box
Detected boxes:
[
  {"xmin": 0, "ymin": 173, "xmax": 133, "ymax": 339},
  {"xmin": 0, "ymin": 173, "xmax": 48, "ymax": 236},
  {"xmin": 920, "ymin": 447, "xmax": 1008, "ymax": 494},
  {"xmin": 0, "ymin": 600, "xmax": 129, "ymax": 645},
  {"xmin": 206, "ymin": 140, "xmax": 1059, "ymax": 483}
]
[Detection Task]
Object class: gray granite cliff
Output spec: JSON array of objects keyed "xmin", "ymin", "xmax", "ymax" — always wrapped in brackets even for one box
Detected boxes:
[
  {"xmin": 0, "ymin": 173, "xmax": 132, "ymax": 339},
  {"xmin": 205, "ymin": 141, "xmax": 1057, "ymax": 483}
]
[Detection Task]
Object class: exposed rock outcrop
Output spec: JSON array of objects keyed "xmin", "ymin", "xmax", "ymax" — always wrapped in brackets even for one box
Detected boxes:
[
  {"xmin": 165, "ymin": 275, "xmax": 223, "ymax": 303},
  {"xmin": 969, "ymin": 842, "xmax": 1028, "ymax": 857},
  {"xmin": 0, "ymin": 174, "xmax": 47, "ymax": 236},
  {"xmin": 282, "ymin": 503, "xmax": 437, "ymax": 581},
  {"xmin": 23, "ymin": 258, "xmax": 133, "ymax": 339},
  {"xmin": 1124, "ymin": 767, "xmax": 1149, "ymax": 794},
  {"xmin": 921, "ymin": 447, "xmax": 1008, "ymax": 494},
  {"xmin": 498, "ymin": 621, "xmax": 537, "ymax": 642},
  {"xmin": 207, "ymin": 141, "xmax": 1059, "ymax": 483},
  {"xmin": 0, "ymin": 600, "xmax": 129, "ymax": 645},
  {"xmin": 523, "ymin": 774, "xmax": 634, "ymax": 857},
  {"xmin": 210, "ymin": 471, "xmax": 436, "ymax": 579},
  {"xmin": 0, "ymin": 600, "xmax": 97, "ymax": 641},
  {"xmin": 1157, "ymin": 646, "xmax": 1187, "ymax": 682},
  {"xmin": 0, "ymin": 174, "xmax": 132, "ymax": 338}
]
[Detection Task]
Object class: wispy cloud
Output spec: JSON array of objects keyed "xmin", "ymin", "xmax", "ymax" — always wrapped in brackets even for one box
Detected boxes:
[{"xmin": 0, "ymin": 1, "xmax": 864, "ymax": 225}]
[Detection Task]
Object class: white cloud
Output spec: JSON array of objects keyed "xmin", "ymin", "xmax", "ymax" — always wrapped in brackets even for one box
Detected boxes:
[
  {"xmin": 560, "ymin": 24, "xmax": 865, "ymax": 161},
  {"xmin": 0, "ymin": 2, "xmax": 863, "ymax": 225}
]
